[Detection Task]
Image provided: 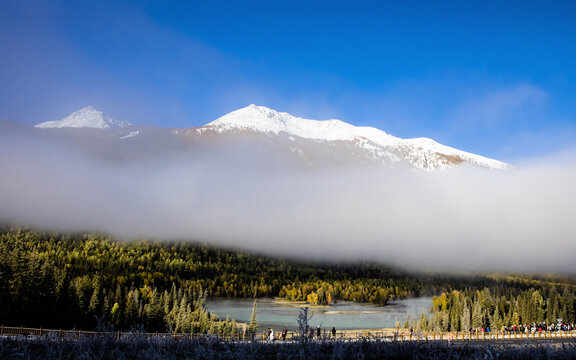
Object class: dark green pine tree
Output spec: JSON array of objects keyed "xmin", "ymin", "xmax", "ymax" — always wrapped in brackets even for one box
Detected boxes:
[
  {"xmin": 144, "ymin": 288, "xmax": 166, "ymax": 332},
  {"xmin": 471, "ymin": 301, "xmax": 483, "ymax": 329},
  {"xmin": 247, "ymin": 298, "xmax": 259, "ymax": 338},
  {"xmin": 547, "ymin": 288, "xmax": 559, "ymax": 324}
]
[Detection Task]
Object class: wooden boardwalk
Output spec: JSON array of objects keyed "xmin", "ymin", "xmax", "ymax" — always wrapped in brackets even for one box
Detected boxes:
[{"xmin": 2, "ymin": 325, "xmax": 576, "ymax": 343}]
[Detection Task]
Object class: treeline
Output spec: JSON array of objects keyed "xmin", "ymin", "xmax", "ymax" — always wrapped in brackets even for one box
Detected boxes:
[
  {"xmin": 0, "ymin": 227, "xmax": 426, "ymax": 330},
  {"xmin": 410, "ymin": 285, "xmax": 576, "ymax": 332},
  {"xmin": 2, "ymin": 226, "xmax": 575, "ymax": 333},
  {"xmin": 0, "ymin": 228, "xmax": 239, "ymax": 334}
]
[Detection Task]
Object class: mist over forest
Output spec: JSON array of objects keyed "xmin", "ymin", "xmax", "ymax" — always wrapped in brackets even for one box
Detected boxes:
[{"xmin": 2, "ymin": 131, "xmax": 576, "ymax": 273}]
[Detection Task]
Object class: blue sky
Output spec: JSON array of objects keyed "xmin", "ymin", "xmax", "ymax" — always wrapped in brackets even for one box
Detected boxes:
[{"xmin": 2, "ymin": 0, "xmax": 576, "ymax": 162}]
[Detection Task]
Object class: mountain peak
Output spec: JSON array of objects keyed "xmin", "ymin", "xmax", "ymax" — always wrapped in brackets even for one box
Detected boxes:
[
  {"xmin": 203, "ymin": 104, "xmax": 383, "ymax": 142},
  {"xmin": 35, "ymin": 107, "xmax": 132, "ymax": 129},
  {"xmin": 201, "ymin": 104, "xmax": 509, "ymax": 171},
  {"xmin": 233, "ymin": 104, "xmax": 288, "ymax": 121}
]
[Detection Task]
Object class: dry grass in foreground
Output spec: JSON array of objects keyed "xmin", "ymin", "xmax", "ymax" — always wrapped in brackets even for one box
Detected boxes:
[{"xmin": 1, "ymin": 333, "xmax": 576, "ymax": 360}]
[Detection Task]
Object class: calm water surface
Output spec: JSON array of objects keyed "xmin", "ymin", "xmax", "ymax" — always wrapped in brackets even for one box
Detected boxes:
[{"xmin": 206, "ymin": 297, "xmax": 432, "ymax": 331}]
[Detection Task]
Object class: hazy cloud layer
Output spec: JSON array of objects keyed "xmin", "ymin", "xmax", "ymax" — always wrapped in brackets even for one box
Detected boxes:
[
  {"xmin": 450, "ymin": 84, "xmax": 548, "ymax": 129},
  {"xmin": 1, "ymin": 135, "xmax": 576, "ymax": 273}
]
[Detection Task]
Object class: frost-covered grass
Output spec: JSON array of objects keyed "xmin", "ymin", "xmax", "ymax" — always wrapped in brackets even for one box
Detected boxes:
[{"xmin": 2, "ymin": 334, "xmax": 576, "ymax": 360}]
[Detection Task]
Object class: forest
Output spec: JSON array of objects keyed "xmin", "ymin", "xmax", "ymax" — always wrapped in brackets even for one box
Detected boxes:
[
  {"xmin": 416, "ymin": 285, "xmax": 576, "ymax": 332},
  {"xmin": 1, "ymin": 226, "xmax": 575, "ymax": 334}
]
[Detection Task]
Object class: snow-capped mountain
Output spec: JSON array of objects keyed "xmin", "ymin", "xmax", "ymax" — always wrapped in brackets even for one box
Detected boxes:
[
  {"xmin": 26, "ymin": 104, "xmax": 508, "ymax": 170},
  {"xmin": 35, "ymin": 106, "xmax": 132, "ymax": 129},
  {"xmin": 200, "ymin": 104, "xmax": 508, "ymax": 170}
]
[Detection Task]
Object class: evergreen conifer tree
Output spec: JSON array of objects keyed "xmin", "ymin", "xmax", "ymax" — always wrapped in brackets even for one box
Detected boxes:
[
  {"xmin": 247, "ymin": 298, "xmax": 259, "ymax": 339},
  {"xmin": 472, "ymin": 301, "xmax": 483, "ymax": 329},
  {"xmin": 461, "ymin": 302, "xmax": 471, "ymax": 331}
]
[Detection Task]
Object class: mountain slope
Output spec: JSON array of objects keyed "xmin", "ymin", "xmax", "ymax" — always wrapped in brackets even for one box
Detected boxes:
[
  {"xmin": 28, "ymin": 104, "xmax": 508, "ymax": 170},
  {"xmin": 200, "ymin": 104, "xmax": 508, "ymax": 170},
  {"xmin": 35, "ymin": 106, "xmax": 132, "ymax": 129}
]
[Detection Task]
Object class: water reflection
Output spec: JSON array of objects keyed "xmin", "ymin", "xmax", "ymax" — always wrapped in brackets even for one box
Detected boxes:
[{"xmin": 206, "ymin": 297, "xmax": 432, "ymax": 331}]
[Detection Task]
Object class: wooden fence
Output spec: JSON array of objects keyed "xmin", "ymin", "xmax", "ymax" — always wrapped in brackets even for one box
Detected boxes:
[
  {"xmin": 390, "ymin": 329, "xmax": 576, "ymax": 342},
  {"xmin": 1, "ymin": 325, "xmax": 576, "ymax": 342}
]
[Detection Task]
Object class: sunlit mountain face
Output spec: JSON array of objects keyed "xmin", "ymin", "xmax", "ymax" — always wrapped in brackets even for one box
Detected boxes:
[{"xmin": 25, "ymin": 104, "xmax": 508, "ymax": 171}]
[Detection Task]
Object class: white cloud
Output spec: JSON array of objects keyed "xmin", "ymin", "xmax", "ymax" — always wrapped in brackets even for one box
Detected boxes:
[
  {"xmin": 449, "ymin": 84, "xmax": 548, "ymax": 129},
  {"xmin": 1, "ymin": 134, "xmax": 576, "ymax": 273}
]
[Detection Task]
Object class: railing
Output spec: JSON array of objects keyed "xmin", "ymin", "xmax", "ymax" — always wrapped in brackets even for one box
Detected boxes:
[
  {"xmin": 1, "ymin": 325, "xmax": 575, "ymax": 342},
  {"xmin": 392, "ymin": 329, "xmax": 576, "ymax": 342}
]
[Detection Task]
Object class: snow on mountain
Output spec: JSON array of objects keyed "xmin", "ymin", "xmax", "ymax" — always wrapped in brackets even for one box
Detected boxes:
[
  {"xmin": 28, "ymin": 104, "xmax": 507, "ymax": 171},
  {"xmin": 202, "ymin": 104, "xmax": 400, "ymax": 145},
  {"xmin": 35, "ymin": 106, "xmax": 132, "ymax": 129},
  {"xmin": 120, "ymin": 130, "xmax": 140, "ymax": 140},
  {"xmin": 202, "ymin": 104, "xmax": 508, "ymax": 170}
]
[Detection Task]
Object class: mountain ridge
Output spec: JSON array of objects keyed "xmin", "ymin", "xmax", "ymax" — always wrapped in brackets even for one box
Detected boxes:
[
  {"xmin": 200, "ymin": 104, "xmax": 508, "ymax": 171},
  {"xmin": 35, "ymin": 106, "xmax": 132, "ymax": 129},
  {"xmin": 31, "ymin": 104, "xmax": 508, "ymax": 171}
]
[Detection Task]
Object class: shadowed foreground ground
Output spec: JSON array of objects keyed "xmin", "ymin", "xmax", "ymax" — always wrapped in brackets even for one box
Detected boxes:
[{"xmin": 2, "ymin": 335, "xmax": 576, "ymax": 360}]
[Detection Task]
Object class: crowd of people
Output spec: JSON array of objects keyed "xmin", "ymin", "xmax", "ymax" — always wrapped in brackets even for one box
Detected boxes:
[
  {"xmin": 502, "ymin": 322, "xmax": 575, "ymax": 333},
  {"xmin": 408, "ymin": 322, "xmax": 576, "ymax": 336},
  {"xmin": 262, "ymin": 322, "xmax": 576, "ymax": 342},
  {"xmin": 265, "ymin": 326, "xmax": 338, "ymax": 341}
]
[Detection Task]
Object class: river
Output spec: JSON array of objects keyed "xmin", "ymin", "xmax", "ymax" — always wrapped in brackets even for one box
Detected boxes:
[{"xmin": 206, "ymin": 297, "xmax": 432, "ymax": 331}]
